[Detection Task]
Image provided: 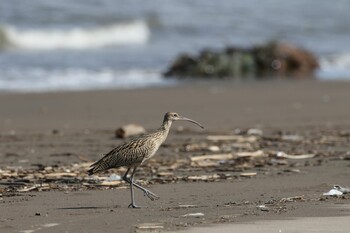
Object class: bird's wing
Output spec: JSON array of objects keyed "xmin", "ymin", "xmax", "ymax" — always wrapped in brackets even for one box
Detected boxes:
[{"xmin": 88, "ymin": 138, "xmax": 154, "ymax": 175}]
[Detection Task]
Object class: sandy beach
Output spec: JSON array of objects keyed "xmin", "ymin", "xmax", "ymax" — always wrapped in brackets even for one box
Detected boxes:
[{"xmin": 1, "ymin": 80, "xmax": 350, "ymax": 232}]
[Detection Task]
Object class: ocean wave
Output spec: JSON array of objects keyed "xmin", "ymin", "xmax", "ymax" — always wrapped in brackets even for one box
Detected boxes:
[
  {"xmin": 318, "ymin": 53, "xmax": 350, "ymax": 80},
  {"xmin": 0, "ymin": 68, "xmax": 172, "ymax": 93},
  {"xmin": 0, "ymin": 21, "xmax": 150, "ymax": 50}
]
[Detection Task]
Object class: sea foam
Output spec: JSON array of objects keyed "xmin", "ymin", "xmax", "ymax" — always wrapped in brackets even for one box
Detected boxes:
[
  {"xmin": 317, "ymin": 53, "xmax": 350, "ymax": 80},
  {"xmin": 0, "ymin": 20, "xmax": 150, "ymax": 50},
  {"xmin": 0, "ymin": 68, "xmax": 172, "ymax": 93}
]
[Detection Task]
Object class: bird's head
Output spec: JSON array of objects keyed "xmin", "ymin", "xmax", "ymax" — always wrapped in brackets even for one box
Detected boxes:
[{"xmin": 164, "ymin": 112, "xmax": 204, "ymax": 129}]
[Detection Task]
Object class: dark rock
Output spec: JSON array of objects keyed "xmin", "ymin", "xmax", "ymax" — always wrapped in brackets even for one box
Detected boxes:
[{"xmin": 164, "ymin": 41, "xmax": 318, "ymax": 79}]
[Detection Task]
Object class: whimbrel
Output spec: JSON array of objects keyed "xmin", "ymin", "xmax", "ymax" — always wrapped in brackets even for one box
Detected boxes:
[{"xmin": 88, "ymin": 112, "xmax": 204, "ymax": 208}]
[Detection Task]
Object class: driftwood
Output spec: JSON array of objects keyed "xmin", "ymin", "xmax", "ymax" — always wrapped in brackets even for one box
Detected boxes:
[
  {"xmin": 277, "ymin": 151, "xmax": 315, "ymax": 159},
  {"xmin": 115, "ymin": 124, "xmax": 146, "ymax": 138},
  {"xmin": 206, "ymin": 135, "xmax": 258, "ymax": 143}
]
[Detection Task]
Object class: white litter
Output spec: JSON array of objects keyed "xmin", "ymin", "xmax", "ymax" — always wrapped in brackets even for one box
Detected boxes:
[
  {"xmin": 334, "ymin": 185, "xmax": 350, "ymax": 194},
  {"xmin": 256, "ymin": 205, "xmax": 269, "ymax": 212},
  {"xmin": 323, "ymin": 185, "xmax": 350, "ymax": 196},
  {"xmin": 106, "ymin": 174, "xmax": 122, "ymax": 181},
  {"xmin": 323, "ymin": 189, "xmax": 343, "ymax": 196},
  {"xmin": 182, "ymin": 212, "xmax": 205, "ymax": 217}
]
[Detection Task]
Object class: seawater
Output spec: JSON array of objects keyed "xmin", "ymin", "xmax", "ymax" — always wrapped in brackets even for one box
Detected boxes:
[{"xmin": 0, "ymin": 0, "xmax": 350, "ymax": 92}]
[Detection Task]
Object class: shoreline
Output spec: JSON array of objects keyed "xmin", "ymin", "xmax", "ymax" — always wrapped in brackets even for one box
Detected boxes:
[{"xmin": 0, "ymin": 78, "xmax": 347, "ymax": 95}]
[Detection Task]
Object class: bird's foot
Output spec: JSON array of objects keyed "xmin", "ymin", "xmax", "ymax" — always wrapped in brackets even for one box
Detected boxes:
[
  {"xmin": 128, "ymin": 203, "xmax": 142, "ymax": 208},
  {"xmin": 143, "ymin": 190, "xmax": 160, "ymax": 201}
]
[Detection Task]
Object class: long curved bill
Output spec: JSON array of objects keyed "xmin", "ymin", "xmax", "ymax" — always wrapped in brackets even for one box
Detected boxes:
[{"xmin": 179, "ymin": 116, "xmax": 204, "ymax": 129}]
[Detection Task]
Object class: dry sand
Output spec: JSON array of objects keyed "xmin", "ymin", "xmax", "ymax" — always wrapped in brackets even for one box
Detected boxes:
[
  {"xmin": 175, "ymin": 215, "xmax": 350, "ymax": 233},
  {"xmin": 1, "ymin": 80, "xmax": 350, "ymax": 232}
]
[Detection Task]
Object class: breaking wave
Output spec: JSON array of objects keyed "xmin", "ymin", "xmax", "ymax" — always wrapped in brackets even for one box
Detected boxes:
[
  {"xmin": 0, "ymin": 68, "xmax": 173, "ymax": 93},
  {"xmin": 0, "ymin": 21, "xmax": 150, "ymax": 50},
  {"xmin": 318, "ymin": 53, "xmax": 350, "ymax": 80}
]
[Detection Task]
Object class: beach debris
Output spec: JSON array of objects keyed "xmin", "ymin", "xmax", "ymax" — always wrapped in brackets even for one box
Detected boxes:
[
  {"xmin": 1, "ymin": 127, "xmax": 349, "ymax": 195},
  {"xmin": 182, "ymin": 212, "xmax": 205, "ymax": 218},
  {"xmin": 178, "ymin": 204, "xmax": 197, "ymax": 208},
  {"xmin": 19, "ymin": 223, "xmax": 60, "ymax": 233},
  {"xmin": 323, "ymin": 188, "xmax": 343, "ymax": 196},
  {"xmin": 99, "ymin": 180, "xmax": 123, "ymax": 186},
  {"xmin": 236, "ymin": 150, "xmax": 265, "ymax": 158},
  {"xmin": 184, "ymin": 143, "xmax": 221, "ymax": 152},
  {"xmin": 256, "ymin": 205, "xmax": 269, "ymax": 212},
  {"xmin": 106, "ymin": 174, "xmax": 122, "ymax": 181},
  {"xmin": 18, "ymin": 184, "xmax": 50, "ymax": 192},
  {"xmin": 157, "ymin": 172, "xmax": 174, "ymax": 177},
  {"xmin": 187, "ymin": 174, "xmax": 220, "ymax": 181},
  {"xmin": 191, "ymin": 153, "xmax": 234, "ymax": 162},
  {"xmin": 276, "ymin": 151, "xmax": 315, "ymax": 159},
  {"xmin": 231, "ymin": 142, "xmax": 253, "ymax": 150},
  {"xmin": 279, "ymin": 195, "xmax": 305, "ymax": 202},
  {"xmin": 207, "ymin": 135, "xmax": 258, "ymax": 143},
  {"xmin": 334, "ymin": 185, "xmax": 350, "ymax": 194},
  {"xmin": 240, "ymin": 172, "xmax": 257, "ymax": 177},
  {"xmin": 115, "ymin": 124, "xmax": 146, "ymax": 138},
  {"xmin": 247, "ymin": 128, "xmax": 263, "ymax": 136},
  {"xmin": 45, "ymin": 172, "xmax": 77, "ymax": 178},
  {"xmin": 135, "ymin": 223, "xmax": 164, "ymax": 230},
  {"xmin": 283, "ymin": 168, "xmax": 301, "ymax": 173},
  {"xmin": 190, "ymin": 153, "xmax": 235, "ymax": 167},
  {"xmin": 190, "ymin": 160, "xmax": 218, "ymax": 167},
  {"xmin": 323, "ymin": 185, "xmax": 350, "ymax": 196},
  {"xmin": 281, "ymin": 134, "xmax": 304, "ymax": 142},
  {"xmin": 319, "ymin": 135, "xmax": 348, "ymax": 144},
  {"xmin": 208, "ymin": 145, "xmax": 220, "ymax": 152}
]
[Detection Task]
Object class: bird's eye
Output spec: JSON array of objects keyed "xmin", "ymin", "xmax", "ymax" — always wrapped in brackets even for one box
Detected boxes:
[{"xmin": 173, "ymin": 113, "xmax": 178, "ymax": 117}]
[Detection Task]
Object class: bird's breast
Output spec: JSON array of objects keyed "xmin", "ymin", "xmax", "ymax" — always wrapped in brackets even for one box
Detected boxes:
[{"xmin": 140, "ymin": 138, "xmax": 164, "ymax": 164}]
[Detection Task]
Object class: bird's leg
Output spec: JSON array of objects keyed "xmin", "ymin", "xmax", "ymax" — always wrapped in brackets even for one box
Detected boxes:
[
  {"xmin": 122, "ymin": 167, "xmax": 131, "ymax": 181},
  {"xmin": 122, "ymin": 167, "xmax": 159, "ymax": 201},
  {"xmin": 127, "ymin": 167, "xmax": 141, "ymax": 208},
  {"xmin": 134, "ymin": 183, "xmax": 159, "ymax": 201}
]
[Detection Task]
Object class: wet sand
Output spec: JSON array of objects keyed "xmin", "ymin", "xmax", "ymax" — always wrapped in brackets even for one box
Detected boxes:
[
  {"xmin": 1, "ymin": 80, "xmax": 350, "ymax": 131},
  {"xmin": 1, "ymin": 80, "xmax": 350, "ymax": 232}
]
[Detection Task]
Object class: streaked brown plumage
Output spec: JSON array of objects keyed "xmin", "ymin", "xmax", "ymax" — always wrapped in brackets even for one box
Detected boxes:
[{"xmin": 88, "ymin": 112, "xmax": 204, "ymax": 208}]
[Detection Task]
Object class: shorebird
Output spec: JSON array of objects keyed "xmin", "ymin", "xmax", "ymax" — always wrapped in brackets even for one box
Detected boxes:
[{"xmin": 88, "ymin": 112, "xmax": 204, "ymax": 208}]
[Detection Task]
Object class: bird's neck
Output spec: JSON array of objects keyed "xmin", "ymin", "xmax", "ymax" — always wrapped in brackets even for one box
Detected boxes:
[
  {"xmin": 153, "ymin": 118, "xmax": 172, "ymax": 144},
  {"xmin": 159, "ymin": 119, "xmax": 172, "ymax": 132},
  {"xmin": 159, "ymin": 119, "xmax": 172, "ymax": 133}
]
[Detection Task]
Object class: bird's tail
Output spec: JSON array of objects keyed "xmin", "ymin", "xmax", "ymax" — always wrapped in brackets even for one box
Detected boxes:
[
  {"xmin": 87, "ymin": 155, "xmax": 112, "ymax": 176},
  {"xmin": 87, "ymin": 165, "xmax": 97, "ymax": 176}
]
